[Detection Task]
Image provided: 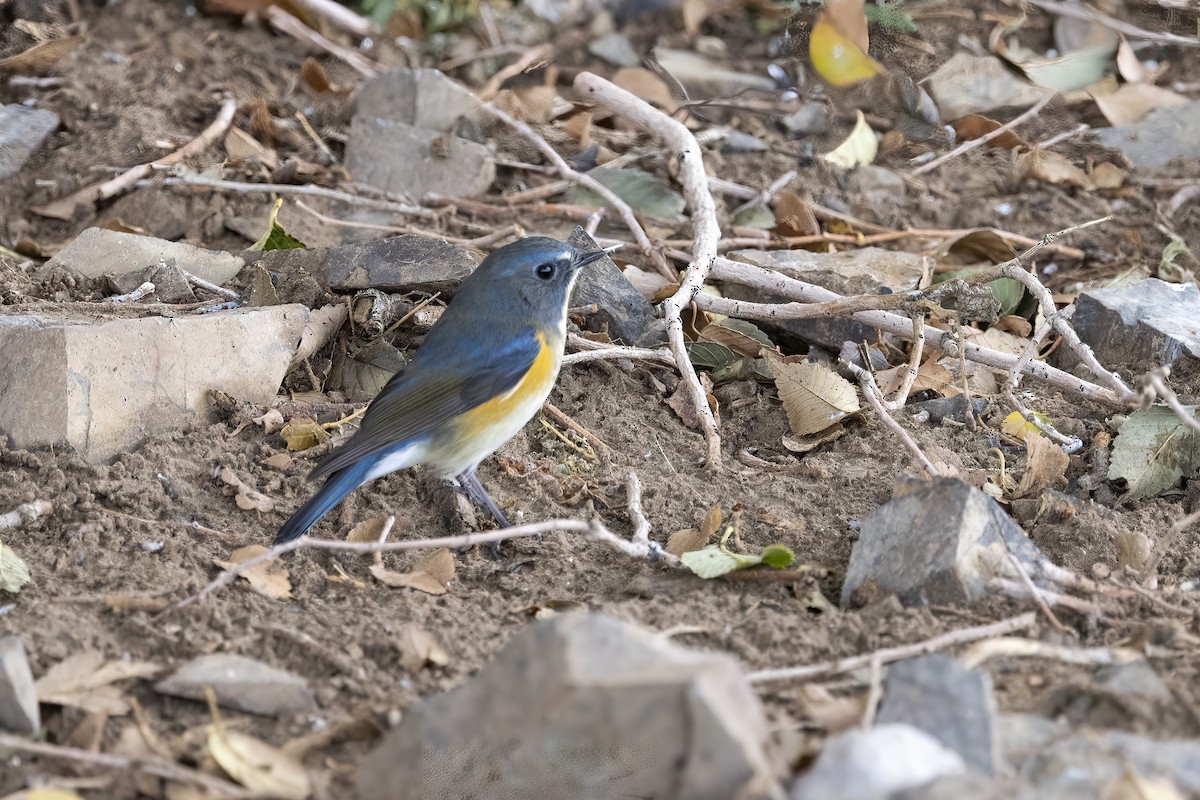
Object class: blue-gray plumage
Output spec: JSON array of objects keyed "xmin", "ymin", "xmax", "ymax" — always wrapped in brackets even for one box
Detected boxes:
[{"xmin": 275, "ymin": 236, "xmax": 609, "ymax": 545}]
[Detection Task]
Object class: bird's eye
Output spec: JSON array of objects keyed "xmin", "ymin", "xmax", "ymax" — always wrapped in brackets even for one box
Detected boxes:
[{"xmin": 536, "ymin": 262, "xmax": 555, "ymax": 280}]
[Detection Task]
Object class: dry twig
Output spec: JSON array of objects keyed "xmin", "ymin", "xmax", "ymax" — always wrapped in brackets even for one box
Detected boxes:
[
  {"xmin": 0, "ymin": 500, "xmax": 52, "ymax": 531},
  {"xmin": 912, "ymin": 93, "xmax": 1055, "ymax": 177},
  {"xmin": 845, "ymin": 362, "xmax": 941, "ymax": 478},
  {"xmin": 264, "ymin": 6, "xmax": 381, "ymax": 77},
  {"xmin": 161, "ymin": 174, "xmax": 435, "ymax": 218}
]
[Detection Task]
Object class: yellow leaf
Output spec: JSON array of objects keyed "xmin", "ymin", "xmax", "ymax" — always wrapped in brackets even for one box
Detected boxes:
[
  {"xmin": 208, "ymin": 725, "xmax": 310, "ymax": 799},
  {"xmin": 809, "ymin": 11, "xmax": 882, "ymax": 87},
  {"xmin": 822, "ymin": 110, "xmax": 878, "ymax": 169}
]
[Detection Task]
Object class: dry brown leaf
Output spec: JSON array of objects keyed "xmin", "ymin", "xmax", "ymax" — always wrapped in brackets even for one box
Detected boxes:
[
  {"xmin": 299, "ymin": 57, "xmax": 334, "ymax": 93},
  {"xmin": 772, "ymin": 192, "xmax": 820, "ymax": 237},
  {"xmin": 682, "ymin": 0, "xmax": 713, "ymax": 36},
  {"xmin": 825, "ymin": 0, "xmax": 870, "ymax": 54},
  {"xmin": 764, "ymin": 351, "xmax": 860, "ymax": 437},
  {"xmin": 262, "ymin": 452, "xmax": 293, "ymax": 471},
  {"xmin": 666, "ymin": 528, "xmax": 710, "ymax": 556},
  {"xmin": 396, "ymin": 623, "xmax": 450, "ymax": 672},
  {"xmin": 1089, "ymin": 162, "xmax": 1126, "ymax": 190},
  {"xmin": 513, "ymin": 86, "xmax": 568, "ymax": 125},
  {"xmin": 613, "ymin": 67, "xmax": 674, "ymax": 111},
  {"xmin": 666, "ymin": 372, "xmax": 718, "ymax": 430},
  {"xmin": 253, "ymin": 408, "xmax": 285, "ymax": 434},
  {"xmin": 368, "ymin": 548, "xmax": 455, "ymax": 594},
  {"xmin": 782, "ymin": 424, "xmax": 847, "ymax": 453},
  {"xmin": 697, "ymin": 323, "xmax": 770, "ymax": 358},
  {"xmin": 0, "ymin": 36, "xmax": 84, "ymax": 73},
  {"xmin": 699, "ymin": 504, "xmax": 722, "ymax": 539},
  {"xmin": 36, "ymin": 651, "xmax": 161, "ymax": 716},
  {"xmin": 1114, "ymin": 39, "xmax": 1150, "ymax": 84},
  {"xmin": 1013, "ymin": 433, "xmax": 1069, "ymax": 499},
  {"xmin": 208, "ymin": 724, "xmax": 310, "ymax": 800},
  {"xmin": 561, "ymin": 111, "xmax": 593, "ymax": 148},
  {"xmin": 1092, "ymin": 83, "xmax": 1189, "ymax": 127},
  {"xmin": 1103, "ymin": 769, "xmax": 1185, "ymax": 800},
  {"xmin": 346, "ymin": 516, "xmax": 389, "ymax": 543},
  {"xmin": 877, "ymin": 359, "xmax": 961, "ymax": 398},
  {"xmin": 1016, "ymin": 149, "xmax": 1094, "ymax": 190},
  {"xmin": 280, "ymin": 418, "xmax": 329, "ymax": 452},
  {"xmin": 218, "ymin": 466, "xmax": 276, "ymax": 513},
  {"xmin": 994, "ymin": 315, "xmax": 1033, "ymax": 338},
  {"xmin": 224, "ymin": 127, "xmax": 277, "ymax": 169},
  {"xmin": 950, "ymin": 115, "xmax": 1027, "ymax": 150},
  {"xmin": 214, "ymin": 545, "xmax": 293, "ymax": 600}
]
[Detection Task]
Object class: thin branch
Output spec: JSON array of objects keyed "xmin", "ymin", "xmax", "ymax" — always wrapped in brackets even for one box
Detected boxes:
[
  {"xmin": 912, "ymin": 93, "xmax": 1055, "ymax": 177},
  {"xmin": 1144, "ymin": 368, "xmax": 1200, "ymax": 436},
  {"xmin": 288, "ymin": 0, "xmax": 379, "ymax": 37},
  {"xmin": 542, "ymin": 401, "xmax": 613, "ymax": 455},
  {"xmin": 846, "ymin": 361, "xmax": 940, "ymax": 477},
  {"xmin": 884, "ymin": 312, "xmax": 925, "ymax": 410},
  {"xmin": 574, "ymin": 71, "xmax": 724, "ymax": 470},
  {"xmin": 1028, "ymin": 0, "xmax": 1200, "ymax": 47},
  {"xmin": 626, "ymin": 470, "xmax": 651, "ymax": 547},
  {"xmin": 34, "ymin": 97, "xmax": 237, "ymax": 220},
  {"xmin": 108, "ymin": 281, "xmax": 155, "ymax": 303},
  {"xmin": 264, "ymin": 6, "xmax": 381, "ymax": 77},
  {"xmin": 960, "ymin": 637, "xmax": 1143, "ymax": 669},
  {"xmin": 747, "ymin": 612, "xmax": 1038, "ymax": 684},
  {"xmin": 161, "ymin": 173, "xmax": 436, "ymax": 218}
]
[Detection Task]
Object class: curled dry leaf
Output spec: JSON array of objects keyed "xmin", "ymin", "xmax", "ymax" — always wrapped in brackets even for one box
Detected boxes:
[
  {"xmin": 772, "ymin": 192, "xmax": 820, "ymax": 237},
  {"xmin": 666, "ymin": 504, "xmax": 722, "ymax": 556},
  {"xmin": 667, "ymin": 371, "xmax": 719, "ymax": 430},
  {"xmin": 950, "ymin": 115, "xmax": 1027, "ymax": 149},
  {"xmin": 346, "ymin": 516, "xmax": 390, "ymax": 543},
  {"xmin": 822, "ymin": 110, "xmax": 878, "ymax": 169},
  {"xmin": 396, "ymin": 623, "xmax": 450, "ymax": 672},
  {"xmin": 280, "ymin": 417, "xmax": 330, "ymax": 452},
  {"xmin": 0, "ymin": 540, "xmax": 32, "ymax": 594},
  {"xmin": 1016, "ymin": 149, "xmax": 1094, "ymax": 190},
  {"xmin": 763, "ymin": 350, "xmax": 861, "ymax": 438},
  {"xmin": 697, "ymin": 319, "xmax": 774, "ymax": 358},
  {"xmin": 214, "ymin": 545, "xmax": 293, "ymax": 600},
  {"xmin": 218, "ymin": 466, "xmax": 276, "ymax": 512},
  {"xmin": 1012, "ymin": 433, "xmax": 1069, "ymax": 499},
  {"xmin": 253, "ymin": 408, "xmax": 285, "ymax": 434},
  {"xmin": 1091, "ymin": 83, "xmax": 1189, "ymax": 127},
  {"xmin": 36, "ymin": 650, "xmax": 161, "ymax": 716},
  {"xmin": 208, "ymin": 723, "xmax": 311, "ymax": 800},
  {"xmin": 369, "ymin": 547, "xmax": 455, "ymax": 594}
]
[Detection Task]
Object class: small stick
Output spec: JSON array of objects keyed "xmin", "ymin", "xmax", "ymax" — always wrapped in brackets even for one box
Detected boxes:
[
  {"xmin": 479, "ymin": 44, "xmax": 553, "ymax": 100},
  {"xmin": 181, "ymin": 269, "xmax": 239, "ymax": 300},
  {"xmin": 542, "ymin": 401, "xmax": 612, "ymax": 455},
  {"xmin": 626, "ymin": 470, "xmax": 651, "ymax": 547},
  {"xmin": 294, "ymin": 199, "xmax": 424, "ymax": 237},
  {"xmin": 884, "ymin": 312, "xmax": 926, "ymax": 410},
  {"xmin": 992, "ymin": 578, "xmax": 1106, "ymax": 616},
  {"xmin": 538, "ymin": 417, "xmax": 596, "ymax": 460},
  {"xmin": 293, "ymin": 111, "xmax": 339, "ymax": 164},
  {"xmin": 288, "ymin": 0, "xmax": 379, "ymax": 37},
  {"xmin": 380, "ymin": 292, "xmax": 441, "ymax": 338},
  {"xmin": 461, "ymin": 224, "xmax": 523, "ymax": 250},
  {"xmin": 108, "ymin": 281, "xmax": 155, "ymax": 303},
  {"xmin": 846, "ymin": 362, "xmax": 940, "ymax": 478},
  {"xmin": 0, "ymin": 733, "xmax": 252, "ymax": 798},
  {"xmin": 1009, "ymin": 550, "xmax": 1067, "ymax": 634},
  {"xmin": 574, "ymin": 71, "xmax": 724, "ymax": 471},
  {"xmin": 862, "ymin": 653, "xmax": 885, "ymax": 729},
  {"xmin": 960, "ymin": 637, "xmax": 1142, "ymax": 669},
  {"xmin": 562, "ymin": 344, "xmax": 676, "ymax": 367},
  {"xmin": 912, "ymin": 93, "xmax": 1055, "ymax": 177},
  {"xmin": 1027, "ymin": 0, "xmax": 1200, "ymax": 47},
  {"xmin": 735, "ymin": 450, "xmax": 826, "ymax": 477},
  {"xmin": 163, "ymin": 174, "xmax": 435, "ymax": 218},
  {"xmin": 1036, "ymin": 123, "xmax": 1089, "ymax": 149},
  {"xmin": 1144, "ymin": 369, "xmax": 1200, "ymax": 436},
  {"xmin": 747, "ymin": 612, "xmax": 1038, "ymax": 683},
  {"xmin": 1004, "ymin": 317, "xmax": 1082, "ymax": 450},
  {"xmin": 0, "ymin": 500, "xmax": 53, "ymax": 531},
  {"xmin": 34, "ymin": 98, "xmax": 236, "ymax": 220},
  {"xmin": 264, "ymin": 6, "xmax": 381, "ymax": 78},
  {"xmin": 99, "ymin": 507, "xmax": 237, "ymax": 544}
]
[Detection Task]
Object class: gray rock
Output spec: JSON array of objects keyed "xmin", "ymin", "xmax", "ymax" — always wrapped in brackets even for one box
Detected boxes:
[
  {"xmin": 589, "ymin": 32, "xmax": 641, "ymax": 68},
  {"xmin": 790, "ymin": 724, "xmax": 966, "ymax": 800},
  {"xmin": 42, "ymin": 228, "xmax": 244, "ymax": 287},
  {"xmin": 780, "ymin": 102, "xmax": 830, "ymax": 136},
  {"xmin": 924, "ymin": 54, "xmax": 1054, "ymax": 120},
  {"xmin": 352, "ymin": 68, "xmax": 489, "ymax": 131},
  {"xmin": 0, "ymin": 636, "xmax": 40, "ymax": 734},
  {"xmin": 1073, "ymin": 278, "xmax": 1200, "ymax": 385},
  {"xmin": 997, "ymin": 712, "xmax": 1070, "ymax": 766},
  {"xmin": 841, "ymin": 478, "xmax": 1053, "ymax": 608},
  {"xmin": 877, "ymin": 654, "xmax": 998, "ymax": 775},
  {"xmin": 0, "ymin": 104, "xmax": 59, "ymax": 181},
  {"xmin": 721, "ymin": 130, "xmax": 770, "ymax": 154},
  {"xmin": 1093, "ymin": 101, "xmax": 1200, "ymax": 168},
  {"xmin": 567, "ymin": 227, "xmax": 664, "ymax": 346},
  {"xmin": 245, "ymin": 234, "xmax": 476, "ymax": 295},
  {"xmin": 346, "ymin": 117, "xmax": 495, "ymax": 199},
  {"xmin": 847, "ymin": 166, "xmax": 907, "ymax": 198},
  {"xmin": 154, "ymin": 654, "xmax": 314, "ymax": 718},
  {"xmin": 1096, "ymin": 660, "xmax": 1171, "ymax": 701},
  {"xmin": 1018, "ymin": 730, "xmax": 1200, "ymax": 796},
  {"xmin": 725, "ymin": 248, "xmax": 926, "ymax": 350},
  {"xmin": 0, "ymin": 306, "xmax": 308, "ymax": 462},
  {"xmin": 108, "ymin": 260, "xmax": 196, "ymax": 304},
  {"xmin": 357, "ymin": 612, "xmax": 777, "ymax": 800}
]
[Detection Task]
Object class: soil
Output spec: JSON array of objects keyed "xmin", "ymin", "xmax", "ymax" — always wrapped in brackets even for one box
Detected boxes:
[{"xmin": 2, "ymin": 0, "xmax": 1200, "ymax": 797}]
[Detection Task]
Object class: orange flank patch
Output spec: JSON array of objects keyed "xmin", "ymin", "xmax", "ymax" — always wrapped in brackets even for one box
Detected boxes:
[{"xmin": 454, "ymin": 331, "xmax": 559, "ymax": 440}]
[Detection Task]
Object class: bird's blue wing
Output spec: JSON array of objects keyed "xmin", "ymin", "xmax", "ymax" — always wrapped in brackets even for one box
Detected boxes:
[{"xmin": 309, "ymin": 328, "xmax": 542, "ymax": 481}]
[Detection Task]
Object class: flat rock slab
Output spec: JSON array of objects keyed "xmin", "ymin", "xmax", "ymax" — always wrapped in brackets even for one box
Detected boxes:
[
  {"xmin": 0, "ymin": 636, "xmax": 40, "ymax": 734},
  {"xmin": 357, "ymin": 612, "xmax": 776, "ymax": 800},
  {"xmin": 568, "ymin": 227, "xmax": 664, "ymax": 346},
  {"xmin": 841, "ymin": 478, "xmax": 1052, "ymax": 608},
  {"xmin": 155, "ymin": 654, "xmax": 314, "ymax": 717},
  {"xmin": 1073, "ymin": 278, "xmax": 1200, "ymax": 385},
  {"xmin": 0, "ymin": 306, "xmax": 308, "ymax": 462},
  {"xmin": 877, "ymin": 654, "xmax": 999, "ymax": 775},
  {"xmin": 42, "ymin": 228, "xmax": 244, "ymax": 287},
  {"xmin": 726, "ymin": 248, "xmax": 927, "ymax": 350},
  {"xmin": 790, "ymin": 724, "xmax": 966, "ymax": 800},
  {"xmin": 1092, "ymin": 100, "xmax": 1200, "ymax": 168},
  {"xmin": 245, "ymin": 233, "xmax": 476, "ymax": 294},
  {"xmin": 346, "ymin": 117, "xmax": 495, "ymax": 199},
  {"xmin": 0, "ymin": 104, "xmax": 59, "ymax": 181},
  {"xmin": 352, "ymin": 68, "xmax": 490, "ymax": 131}
]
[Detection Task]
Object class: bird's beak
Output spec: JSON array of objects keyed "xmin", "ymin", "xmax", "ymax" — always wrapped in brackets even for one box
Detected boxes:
[{"xmin": 573, "ymin": 243, "xmax": 622, "ymax": 269}]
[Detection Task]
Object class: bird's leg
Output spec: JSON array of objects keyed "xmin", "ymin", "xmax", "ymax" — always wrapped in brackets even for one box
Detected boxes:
[{"xmin": 456, "ymin": 468, "xmax": 511, "ymax": 529}]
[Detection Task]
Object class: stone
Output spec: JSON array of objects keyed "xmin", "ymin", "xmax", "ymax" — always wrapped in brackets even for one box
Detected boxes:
[
  {"xmin": 1017, "ymin": 730, "xmax": 1200, "ymax": 795},
  {"xmin": 876, "ymin": 654, "xmax": 999, "ymax": 775},
  {"xmin": 356, "ymin": 612, "xmax": 776, "ymax": 800},
  {"xmin": 908, "ymin": 396, "xmax": 988, "ymax": 425},
  {"xmin": 352, "ymin": 68, "xmax": 490, "ymax": 132},
  {"xmin": 780, "ymin": 102, "xmax": 830, "ymax": 136},
  {"xmin": 244, "ymin": 234, "xmax": 476, "ymax": 295},
  {"xmin": 1092, "ymin": 101, "xmax": 1200, "ymax": 168},
  {"xmin": 1072, "ymin": 278, "xmax": 1200, "ymax": 385},
  {"xmin": 567, "ymin": 227, "xmax": 664, "ymax": 346},
  {"xmin": 846, "ymin": 165, "xmax": 907, "ymax": 198},
  {"xmin": 41, "ymin": 228, "xmax": 244, "ymax": 287},
  {"xmin": 155, "ymin": 654, "xmax": 314, "ymax": 717},
  {"xmin": 725, "ymin": 248, "xmax": 927, "ymax": 350},
  {"xmin": 789, "ymin": 724, "xmax": 966, "ymax": 800},
  {"xmin": 0, "ymin": 104, "xmax": 59, "ymax": 181},
  {"xmin": 720, "ymin": 130, "xmax": 769, "ymax": 154},
  {"xmin": 108, "ymin": 260, "xmax": 196, "ymax": 304},
  {"xmin": 345, "ymin": 117, "xmax": 495, "ymax": 199},
  {"xmin": 1037, "ymin": 659, "xmax": 1190, "ymax": 734},
  {"xmin": 0, "ymin": 306, "xmax": 308, "ymax": 462},
  {"xmin": 654, "ymin": 49, "xmax": 776, "ymax": 97},
  {"xmin": 0, "ymin": 636, "xmax": 40, "ymax": 734},
  {"xmin": 924, "ymin": 54, "xmax": 1054, "ymax": 120},
  {"xmin": 589, "ymin": 32, "xmax": 640, "ymax": 68},
  {"xmin": 840, "ymin": 478, "xmax": 1053, "ymax": 608}
]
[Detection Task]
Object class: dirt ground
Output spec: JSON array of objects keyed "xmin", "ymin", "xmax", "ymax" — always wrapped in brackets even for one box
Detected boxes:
[{"xmin": 2, "ymin": 0, "xmax": 1200, "ymax": 796}]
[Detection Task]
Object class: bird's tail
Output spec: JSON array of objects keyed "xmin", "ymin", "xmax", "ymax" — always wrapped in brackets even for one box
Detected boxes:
[{"xmin": 274, "ymin": 462, "xmax": 368, "ymax": 545}]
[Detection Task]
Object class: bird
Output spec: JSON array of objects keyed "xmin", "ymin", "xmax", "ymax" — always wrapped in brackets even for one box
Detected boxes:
[{"xmin": 274, "ymin": 236, "xmax": 611, "ymax": 545}]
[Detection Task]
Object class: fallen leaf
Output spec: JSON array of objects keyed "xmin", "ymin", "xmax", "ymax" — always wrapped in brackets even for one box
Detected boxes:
[
  {"xmin": 764, "ymin": 351, "xmax": 861, "ymax": 437},
  {"xmin": 822, "ymin": 110, "xmax": 878, "ymax": 169},
  {"xmin": 781, "ymin": 424, "xmax": 847, "ymax": 454},
  {"xmin": 666, "ymin": 528, "xmax": 711, "ymax": 556},
  {"xmin": 1091, "ymin": 83, "xmax": 1190, "ymax": 127},
  {"xmin": 214, "ymin": 545, "xmax": 293, "ymax": 600},
  {"xmin": 1108, "ymin": 405, "xmax": 1200, "ymax": 504},
  {"xmin": 686, "ymin": 341, "xmax": 739, "ymax": 371},
  {"xmin": 1103, "ymin": 769, "xmax": 1185, "ymax": 800},
  {"xmin": 327, "ymin": 338, "xmax": 407, "ymax": 401},
  {"xmin": 36, "ymin": 651, "xmax": 161, "ymax": 715},
  {"xmin": 950, "ymin": 115, "xmax": 1027, "ymax": 149},
  {"xmin": 1115, "ymin": 39, "xmax": 1149, "ymax": 84},
  {"xmin": 248, "ymin": 198, "xmax": 305, "ymax": 252},
  {"xmin": 697, "ymin": 319, "xmax": 774, "ymax": 358},
  {"xmin": 289, "ymin": 303, "xmax": 349, "ymax": 371},
  {"xmin": 254, "ymin": 408, "xmax": 285, "ymax": 434},
  {"xmin": 262, "ymin": 452, "xmax": 293, "ymax": 471},
  {"xmin": 396, "ymin": 623, "xmax": 450, "ymax": 672},
  {"xmin": 809, "ymin": 5, "xmax": 881, "ymax": 86},
  {"xmin": 225, "ymin": 127, "xmax": 277, "ymax": 169},
  {"xmin": 682, "ymin": 0, "xmax": 713, "ymax": 36},
  {"xmin": 0, "ymin": 36, "xmax": 84, "ymax": 73},
  {"xmin": 1089, "ymin": 162, "xmax": 1126, "ymax": 190},
  {"xmin": 772, "ymin": 192, "xmax": 820, "ymax": 237},
  {"xmin": 613, "ymin": 67, "xmax": 674, "ymax": 111},
  {"xmin": 300, "ymin": 57, "xmax": 335, "ymax": 93},
  {"xmin": 1002, "ymin": 410, "xmax": 1051, "ymax": 442},
  {"xmin": 346, "ymin": 516, "xmax": 390, "ymax": 543},
  {"xmin": 1013, "ymin": 433, "xmax": 1069, "ymax": 498},
  {"xmin": 279, "ymin": 417, "xmax": 329, "ymax": 452},
  {"xmin": 218, "ymin": 466, "xmax": 276, "ymax": 513},
  {"xmin": 566, "ymin": 167, "xmax": 686, "ymax": 221},
  {"xmin": 1016, "ymin": 148, "xmax": 1094, "ymax": 190},
  {"xmin": 368, "ymin": 548, "xmax": 455, "ymax": 594},
  {"xmin": 208, "ymin": 720, "xmax": 310, "ymax": 799},
  {"xmin": 0, "ymin": 541, "xmax": 32, "ymax": 594},
  {"xmin": 666, "ymin": 372, "xmax": 718, "ymax": 430}
]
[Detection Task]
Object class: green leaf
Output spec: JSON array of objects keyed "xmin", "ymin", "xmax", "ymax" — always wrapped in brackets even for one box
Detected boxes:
[
  {"xmin": 1108, "ymin": 405, "xmax": 1200, "ymax": 504},
  {"xmin": 732, "ymin": 203, "xmax": 775, "ymax": 229},
  {"xmin": 686, "ymin": 341, "xmax": 738, "ymax": 371},
  {"xmin": 710, "ymin": 357, "xmax": 774, "ymax": 384},
  {"xmin": 864, "ymin": 0, "xmax": 917, "ymax": 33},
  {"xmin": 248, "ymin": 198, "xmax": 306, "ymax": 252},
  {"xmin": 680, "ymin": 546, "xmax": 762, "ymax": 578},
  {"xmin": 760, "ymin": 543, "xmax": 795, "ymax": 569},
  {"xmin": 936, "ymin": 266, "xmax": 1025, "ymax": 317},
  {"xmin": 566, "ymin": 168, "xmax": 686, "ymax": 222},
  {"xmin": 327, "ymin": 339, "xmax": 407, "ymax": 401},
  {"xmin": 0, "ymin": 541, "xmax": 32, "ymax": 594}
]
